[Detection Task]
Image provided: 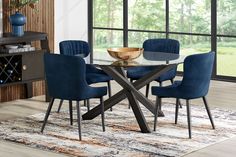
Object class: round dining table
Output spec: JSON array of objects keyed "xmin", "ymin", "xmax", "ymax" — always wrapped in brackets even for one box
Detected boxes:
[{"xmin": 82, "ymin": 51, "xmax": 185, "ymax": 133}]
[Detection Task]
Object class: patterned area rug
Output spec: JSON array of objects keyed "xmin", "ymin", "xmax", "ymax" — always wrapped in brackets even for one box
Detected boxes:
[{"xmin": 0, "ymin": 99, "xmax": 236, "ymax": 157}]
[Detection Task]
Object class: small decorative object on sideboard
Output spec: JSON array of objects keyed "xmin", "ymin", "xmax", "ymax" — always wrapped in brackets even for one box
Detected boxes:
[
  {"xmin": 9, "ymin": 11, "xmax": 26, "ymax": 36},
  {"xmin": 6, "ymin": 0, "xmax": 40, "ymax": 36},
  {"xmin": 0, "ymin": 44, "xmax": 36, "ymax": 53}
]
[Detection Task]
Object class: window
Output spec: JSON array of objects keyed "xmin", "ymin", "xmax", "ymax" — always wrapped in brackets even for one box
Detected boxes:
[
  {"xmin": 169, "ymin": 0, "xmax": 211, "ymax": 34},
  {"xmin": 128, "ymin": 32, "xmax": 166, "ymax": 47},
  {"xmin": 89, "ymin": 0, "xmax": 236, "ymax": 81},
  {"xmin": 93, "ymin": 0, "xmax": 123, "ymax": 56},
  {"xmin": 128, "ymin": 0, "xmax": 166, "ymax": 47},
  {"xmin": 217, "ymin": 0, "xmax": 236, "ymax": 77},
  {"xmin": 93, "ymin": 0, "xmax": 123, "ymax": 28},
  {"xmin": 93, "ymin": 29, "xmax": 123, "ymax": 59},
  {"xmin": 169, "ymin": 0, "xmax": 211, "ymax": 71},
  {"xmin": 217, "ymin": 38, "xmax": 236, "ymax": 77},
  {"xmin": 128, "ymin": 0, "xmax": 165, "ymax": 31}
]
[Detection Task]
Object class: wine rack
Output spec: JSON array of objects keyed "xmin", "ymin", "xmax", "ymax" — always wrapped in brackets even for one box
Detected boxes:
[{"xmin": 0, "ymin": 55, "xmax": 22, "ymax": 84}]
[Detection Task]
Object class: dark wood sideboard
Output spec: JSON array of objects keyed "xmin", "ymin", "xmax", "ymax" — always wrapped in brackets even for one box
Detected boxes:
[{"xmin": 0, "ymin": 31, "xmax": 50, "ymax": 102}]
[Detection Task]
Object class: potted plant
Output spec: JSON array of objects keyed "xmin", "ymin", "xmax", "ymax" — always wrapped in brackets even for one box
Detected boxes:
[{"xmin": 7, "ymin": 0, "xmax": 40, "ymax": 36}]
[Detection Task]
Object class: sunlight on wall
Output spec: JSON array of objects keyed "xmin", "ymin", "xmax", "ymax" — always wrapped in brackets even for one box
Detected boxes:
[{"xmin": 54, "ymin": 0, "xmax": 89, "ymax": 62}]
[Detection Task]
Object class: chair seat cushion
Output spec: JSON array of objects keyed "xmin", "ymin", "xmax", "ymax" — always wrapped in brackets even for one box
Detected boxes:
[
  {"xmin": 86, "ymin": 73, "xmax": 112, "ymax": 85},
  {"xmin": 127, "ymin": 67, "xmax": 152, "ymax": 80},
  {"xmin": 81, "ymin": 86, "xmax": 107, "ymax": 100},
  {"xmin": 86, "ymin": 64, "xmax": 112, "ymax": 84},
  {"xmin": 151, "ymin": 81, "xmax": 182, "ymax": 98},
  {"xmin": 152, "ymin": 81, "xmax": 205, "ymax": 99},
  {"xmin": 127, "ymin": 66, "xmax": 176, "ymax": 82}
]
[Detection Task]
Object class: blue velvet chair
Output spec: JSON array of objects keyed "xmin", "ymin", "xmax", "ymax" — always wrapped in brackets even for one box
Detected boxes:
[
  {"xmin": 127, "ymin": 39, "xmax": 180, "ymax": 98},
  {"xmin": 152, "ymin": 51, "xmax": 216, "ymax": 138},
  {"xmin": 57, "ymin": 40, "xmax": 113, "ymax": 112},
  {"xmin": 41, "ymin": 53, "xmax": 107, "ymax": 140}
]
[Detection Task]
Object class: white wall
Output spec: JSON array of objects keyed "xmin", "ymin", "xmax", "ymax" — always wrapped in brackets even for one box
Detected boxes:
[{"xmin": 54, "ymin": 0, "xmax": 89, "ymax": 61}]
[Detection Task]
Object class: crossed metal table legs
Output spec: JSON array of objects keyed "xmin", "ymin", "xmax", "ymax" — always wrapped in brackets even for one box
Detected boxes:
[{"xmin": 82, "ymin": 64, "xmax": 177, "ymax": 133}]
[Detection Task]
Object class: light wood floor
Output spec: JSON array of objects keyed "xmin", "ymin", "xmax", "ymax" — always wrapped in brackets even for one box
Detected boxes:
[{"xmin": 0, "ymin": 79, "xmax": 236, "ymax": 157}]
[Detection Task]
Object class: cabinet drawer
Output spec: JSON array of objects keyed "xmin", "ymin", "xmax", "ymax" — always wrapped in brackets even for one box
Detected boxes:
[{"xmin": 22, "ymin": 52, "xmax": 45, "ymax": 81}]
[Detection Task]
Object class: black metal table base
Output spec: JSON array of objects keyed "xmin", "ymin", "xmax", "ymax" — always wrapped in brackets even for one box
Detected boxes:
[{"xmin": 82, "ymin": 64, "xmax": 177, "ymax": 133}]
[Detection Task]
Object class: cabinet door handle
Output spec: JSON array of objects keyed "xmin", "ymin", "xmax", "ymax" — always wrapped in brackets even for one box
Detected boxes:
[{"xmin": 23, "ymin": 65, "xmax": 27, "ymax": 70}]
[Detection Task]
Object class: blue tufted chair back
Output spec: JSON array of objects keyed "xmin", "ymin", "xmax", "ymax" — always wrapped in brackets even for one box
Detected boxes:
[
  {"xmin": 59, "ymin": 40, "xmax": 90, "ymax": 57},
  {"xmin": 180, "ymin": 51, "xmax": 215, "ymax": 98},
  {"xmin": 141, "ymin": 38, "xmax": 180, "ymax": 81},
  {"xmin": 143, "ymin": 38, "xmax": 180, "ymax": 54},
  {"xmin": 44, "ymin": 53, "xmax": 89, "ymax": 101}
]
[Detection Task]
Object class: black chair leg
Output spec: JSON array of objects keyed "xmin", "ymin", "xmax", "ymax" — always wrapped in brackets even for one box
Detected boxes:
[
  {"xmin": 146, "ymin": 83, "xmax": 150, "ymax": 98},
  {"xmin": 41, "ymin": 98, "xmax": 55, "ymax": 133},
  {"xmin": 186, "ymin": 100, "xmax": 192, "ymax": 139},
  {"xmin": 86, "ymin": 99, "xmax": 90, "ymax": 111},
  {"xmin": 202, "ymin": 97, "xmax": 215, "ymax": 129},
  {"xmin": 84, "ymin": 100, "xmax": 86, "ymax": 107},
  {"xmin": 76, "ymin": 101, "xmax": 82, "ymax": 140},
  {"xmin": 69, "ymin": 100, "xmax": 73, "ymax": 126},
  {"xmin": 108, "ymin": 81, "xmax": 113, "ymax": 111},
  {"xmin": 154, "ymin": 96, "xmax": 160, "ymax": 131},
  {"xmin": 170, "ymin": 79, "xmax": 174, "ymax": 84},
  {"xmin": 100, "ymin": 97, "xmax": 105, "ymax": 132},
  {"xmin": 175, "ymin": 98, "xmax": 179, "ymax": 124},
  {"xmin": 57, "ymin": 99, "xmax": 64, "ymax": 113}
]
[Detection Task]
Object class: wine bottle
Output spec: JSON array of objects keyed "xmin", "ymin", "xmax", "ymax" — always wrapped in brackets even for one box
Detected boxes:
[{"xmin": 7, "ymin": 69, "xmax": 14, "ymax": 74}]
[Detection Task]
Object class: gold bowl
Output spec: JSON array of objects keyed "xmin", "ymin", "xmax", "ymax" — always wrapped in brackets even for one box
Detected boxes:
[{"xmin": 107, "ymin": 47, "xmax": 144, "ymax": 60}]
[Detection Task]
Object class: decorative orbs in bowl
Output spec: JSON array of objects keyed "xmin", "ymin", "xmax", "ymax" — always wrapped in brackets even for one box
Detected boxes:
[{"xmin": 107, "ymin": 47, "xmax": 143, "ymax": 61}]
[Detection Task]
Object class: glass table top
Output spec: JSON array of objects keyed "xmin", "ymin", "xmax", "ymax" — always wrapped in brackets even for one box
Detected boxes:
[{"xmin": 92, "ymin": 51, "xmax": 186, "ymax": 67}]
